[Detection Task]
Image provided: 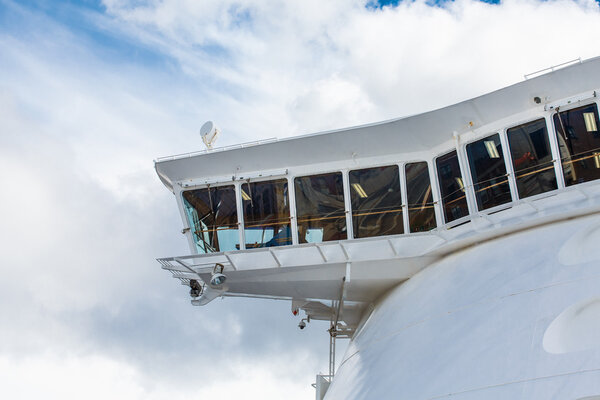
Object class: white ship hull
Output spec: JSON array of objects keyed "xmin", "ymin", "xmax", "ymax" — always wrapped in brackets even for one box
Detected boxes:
[{"xmin": 327, "ymin": 212, "xmax": 600, "ymax": 399}]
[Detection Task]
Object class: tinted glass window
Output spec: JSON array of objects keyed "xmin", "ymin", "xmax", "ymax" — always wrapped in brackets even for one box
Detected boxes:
[
  {"xmin": 507, "ymin": 118, "xmax": 557, "ymax": 198},
  {"xmin": 349, "ymin": 165, "xmax": 403, "ymax": 238},
  {"xmin": 466, "ymin": 134, "xmax": 512, "ymax": 210},
  {"xmin": 405, "ymin": 162, "xmax": 437, "ymax": 232},
  {"xmin": 554, "ymin": 104, "xmax": 600, "ymax": 186},
  {"xmin": 436, "ymin": 151, "xmax": 469, "ymax": 223},
  {"xmin": 182, "ymin": 186, "xmax": 239, "ymax": 253},
  {"xmin": 295, "ymin": 172, "xmax": 347, "ymax": 243},
  {"xmin": 242, "ymin": 179, "xmax": 291, "ymax": 248}
]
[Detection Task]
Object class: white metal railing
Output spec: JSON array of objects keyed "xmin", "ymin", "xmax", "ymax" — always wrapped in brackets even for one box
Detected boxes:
[
  {"xmin": 524, "ymin": 58, "xmax": 581, "ymax": 80},
  {"xmin": 154, "ymin": 137, "xmax": 278, "ymax": 163}
]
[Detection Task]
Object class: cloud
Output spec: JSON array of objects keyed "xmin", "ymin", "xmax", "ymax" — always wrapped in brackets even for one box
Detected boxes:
[
  {"xmin": 0, "ymin": 2, "xmax": 327, "ymax": 398},
  {"xmin": 2, "ymin": 0, "xmax": 600, "ymax": 398},
  {"xmin": 101, "ymin": 0, "xmax": 600, "ymax": 133},
  {"xmin": 0, "ymin": 352, "xmax": 316, "ymax": 400}
]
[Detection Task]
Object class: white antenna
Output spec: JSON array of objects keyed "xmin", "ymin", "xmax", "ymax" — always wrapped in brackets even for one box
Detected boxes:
[{"xmin": 200, "ymin": 121, "xmax": 220, "ymax": 150}]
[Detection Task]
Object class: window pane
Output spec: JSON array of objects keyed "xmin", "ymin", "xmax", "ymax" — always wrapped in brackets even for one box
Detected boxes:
[
  {"xmin": 405, "ymin": 162, "xmax": 436, "ymax": 232},
  {"xmin": 242, "ymin": 179, "xmax": 291, "ymax": 248},
  {"xmin": 436, "ymin": 151, "xmax": 469, "ymax": 223},
  {"xmin": 349, "ymin": 165, "xmax": 403, "ymax": 238},
  {"xmin": 182, "ymin": 186, "xmax": 239, "ymax": 253},
  {"xmin": 507, "ymin": 118, "xmax": 557, "ymax": 198},
  {"xmin": 295, "ymin": 172, "xmax": 347, "ymax": 243},
  {"xmin": 554, "ymin": 104, "xmax": 600, "ymax": 186},
  {"xmin": 466, "ymin": 134, "xmax": 512, "ymax": 210}
]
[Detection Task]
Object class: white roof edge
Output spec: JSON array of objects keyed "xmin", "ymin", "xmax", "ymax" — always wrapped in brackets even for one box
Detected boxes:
[{"xmin": 155, "ymin": 55, "xmax": 600, "ymax": 191}]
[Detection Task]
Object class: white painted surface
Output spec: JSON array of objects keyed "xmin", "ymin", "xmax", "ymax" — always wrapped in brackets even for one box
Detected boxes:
[
  {"xmin": 544, "ymin": 297, "xmax": 600, "ymax": 354},
  {"xmin": 155, "ymin": 58, "xmax": 600, "ymax": 192},
  {"xmin": 325, "ymin": 213, "xmax": 600, "ymax": 399}
]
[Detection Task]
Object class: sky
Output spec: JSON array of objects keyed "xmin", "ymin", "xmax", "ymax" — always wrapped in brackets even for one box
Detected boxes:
[{"xmin": 1, "ymin": 0, "xmax": 600, "ymax": 399}]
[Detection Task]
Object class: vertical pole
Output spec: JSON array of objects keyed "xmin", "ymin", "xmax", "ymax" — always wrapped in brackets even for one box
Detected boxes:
[
  {"xmin": 455, "ymin": 133, "xmax": 478, "ymax": 216},
  {"xmin": 329, "ymin": 328, "xmax": 336, "ymax": 377},
  {"xmin": 288, "ymin": 176, "xmax": 300, "ymax": 245},
  {"xmin": 235, "ymin": 181, "xmax": 246, "ymax": 250},
  {"xmin": 429, "ymin": 159, "xmax": 444, "ymax": 227},
  {"xmin": 342, "ymin": 169, "xmax": 354, "ymax": 240},
  {"xmin": 399, "ymin": 163, "xmax": 410, "ymax": 234},
  {"xmin": 546, "ymin": 113, "xmax": 566, "ymax": 189},
  {"xmin": 499, "ymin": 130, "xmax": 519, "ymax": 203}
]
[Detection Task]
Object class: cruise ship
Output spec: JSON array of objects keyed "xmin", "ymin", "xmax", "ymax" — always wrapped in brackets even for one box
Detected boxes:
[{"xmin": 155, "ymin": 57, "xmax": 600, "ymax": 399}]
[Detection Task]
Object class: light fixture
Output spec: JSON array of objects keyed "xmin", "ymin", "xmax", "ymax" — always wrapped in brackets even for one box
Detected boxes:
[
  {"xmin": 351, "ymin": 183, "xmax": 368, "ymax": 198},
  {"xmin": 241, "ymin": 189, "xmax": 252, "ymax": 201},
  {"xmin": 584, "ymin": 112, "xmax": 598, "ymax": 132},
  {"xmin": 594, "ymin": 152, "xmax": 600, "ymax": 169},
  {"xmin": 455, "ymin": 177, "xmax": 465, "ymax": 192},
  {"xmin": 210, "ymin": 263, "xmax": 227, "ymax": 287},
  {"xmin": 484, "ymin": 140, "xmax": 500, "ymax": 159}
]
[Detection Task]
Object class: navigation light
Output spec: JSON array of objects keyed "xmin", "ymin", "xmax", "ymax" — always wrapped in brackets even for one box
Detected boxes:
[
  {"xmin": 210, "ymin": 263, "xmax": 227, "ymax": 287},
  {"xmin": 210, "ymin": 273, "xmax": 227, "ymax": 287}
]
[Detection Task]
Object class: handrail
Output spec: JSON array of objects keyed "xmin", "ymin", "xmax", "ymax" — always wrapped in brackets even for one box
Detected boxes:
[
  {"xmin": 154, "ymin": 137, "xmax": 279, "ymax": 163},
  {"xmin": 524, "ymin": 58, "xmax": 581, "ymax": 80}
]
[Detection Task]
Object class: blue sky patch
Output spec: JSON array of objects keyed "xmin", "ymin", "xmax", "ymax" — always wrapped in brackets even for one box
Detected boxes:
[
  {"xmin": 0, "ymin": 0, "xmax": 165, "ymax": 67},
  {"xmin": 369, "ymin": 0, "xmax": 599, "ymax": 7},
  {"xmin": 370, "ymin": 0, "xmax": 500, "ymax": 8}
]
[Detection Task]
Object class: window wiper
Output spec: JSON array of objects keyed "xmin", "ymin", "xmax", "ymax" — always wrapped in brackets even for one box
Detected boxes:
[
  {"xmin": 556, "ymin": 107, "xmax": 569, "ymax": 142},
  {"xmin": 246, "ymin": 180, "xmax": 254, "ymax": 208}
]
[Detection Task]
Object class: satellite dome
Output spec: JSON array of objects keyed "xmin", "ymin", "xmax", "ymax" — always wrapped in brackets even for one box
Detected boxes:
[{"xmin": 200, "ymin": 121, "xmax": 219, "ymax": 149}]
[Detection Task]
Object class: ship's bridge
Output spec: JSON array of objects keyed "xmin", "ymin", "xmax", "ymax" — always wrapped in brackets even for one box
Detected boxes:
[{"xmin": 156, "ymin": 57, "xmax": 600, "ymax": 333}]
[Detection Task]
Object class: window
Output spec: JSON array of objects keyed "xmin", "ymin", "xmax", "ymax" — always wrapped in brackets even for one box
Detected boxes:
[
  {"xmin": 182, "ymin": 186, "xmax": 239, "ymax": 253},
  {"xmin": 507, "ymin": 118, "xmax": 557, "ymax": 198},
  {"xmin": 436, "ymin": 151, "xmax": 469, "ymax": 223},
  {"xmin": 295, "ymin": 172, "xmax": 347, "ymax": 243},
  {"xmin": 466, "ymin": 133, "xmax": 512, "ymax": 210},
  {"xmin": 349, "ymin": 165, "xmax": 403, "ymax": 238},
  {"xmin": 554, "ymin": 103, "xmax": 600, "ymax": 186},
  {"xmin": 242, "ymin": 179, "xmax": 291, "ymax": 248},
  {"xmin": 405, "ymin": 162, "xmax": 436, "ymax": 232}
]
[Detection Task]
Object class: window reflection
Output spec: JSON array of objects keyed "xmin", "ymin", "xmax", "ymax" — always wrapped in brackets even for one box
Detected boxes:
[
  {"xmin": 466, "ymin": 133, "xmax": 512, "ymax": 210},
  {"xmin": 242, "ymin": 179, "xmax": 291, "ymax": 248},
  {"xmin": 507, "ymin": 119, "xmax": 557, "ymax": 198},
  {"xmin": 554, "ymin": 104, "xmax": 600, "ymax": 186},
  {"xmin": 405, "ymin": 162, "xmax": 436, "ymax": 232},
  {"xmin": 182, "ymin": 186, "xmax": 239, "ymax": 253},
  {"xmin": 349, "ymin": 165, "xmax": 403, "ymax": 238},
  {"xmin": 436, "ymin": 151, "xmax": 469, "ymax": 223},
  {"xmin": 295, "ymin": 172, "xmax": 347, "ymax": 243}
]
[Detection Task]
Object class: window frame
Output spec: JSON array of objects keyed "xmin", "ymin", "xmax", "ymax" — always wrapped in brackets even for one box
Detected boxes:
[
  {"xmin": 463, "ymin": 132, "xmax": 514, "ymax": 212},
  {"xmin": 293, "ymin": 169, "xmax": 348, "ymax": 244},
  {"xmin": 551, "ymin": 100, "xmax": 600, "ymax": 188},
  {"xmin": 503, "ymin": 116, "xmax": 560, "ymax": 201},
  {"xmin": 180, "ymin": 182, "xmax": 241, "ymax": 254},
  {"xmin": 433, "ymin": 149, "xmax": 472, "ymax": 226},
  {"xmin": 347, "ymin": 163, "xmax": 405, "ymax": 239},
  {"xmin": 238, "ymin": 176, "xmax": 293, "ymax": 250},
  {"xmin": 403, "ymin": 160, "xmax": 438, "ymax": 233}
]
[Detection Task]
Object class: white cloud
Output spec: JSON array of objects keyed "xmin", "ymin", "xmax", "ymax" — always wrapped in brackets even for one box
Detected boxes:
[
  {"xmin": 0, "ymin": 352, "xmax": 315, "ymax": 400},
  {"xmin": 2, "ymin": 0, "xmax": 600, "ymax": 398},
  {"xmin": 101, "ymin": 0, "xmax": 600, "ymax": 134}
]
